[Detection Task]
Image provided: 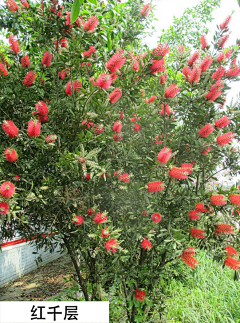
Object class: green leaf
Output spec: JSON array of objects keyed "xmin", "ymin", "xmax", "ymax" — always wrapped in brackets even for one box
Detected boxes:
[
  {"xmin": 71, "ymin": 0, "xmax": 82, "ymax": 24},
  {"xmin": 238, "ymin": 0, "xmax": 240, "ymax": 7},
  {"xmin": 88, "ymin": 0, "xmax": 98, "ymax": 5}
]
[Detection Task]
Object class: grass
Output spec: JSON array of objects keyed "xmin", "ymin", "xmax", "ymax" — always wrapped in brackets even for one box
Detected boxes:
[{"xmin": 164, "ymin": 252, "xmax": 240, "ymax": 323}]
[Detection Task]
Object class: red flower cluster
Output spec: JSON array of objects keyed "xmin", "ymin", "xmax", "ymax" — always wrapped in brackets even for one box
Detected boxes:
[
  {"xmin": 201, "ymin": 146, "xmax": 211, "ymax": 155},
  {"xmin": 182, "ymin": 66, "xmax": 202, "ymax": 83},
  {"xmin": 218, "ymin": 35, "xmax": 229, "ymax": 48},
  {"xmin": 225, "ymin": 245, "xmax": 238, "ymax": 256},
  {"xmin": 159, "ymin": 104, "xmax": 171, "ymax": 115},
  {"xmin": 6, "ymin": 0, "xmax": 18, "ymax": 12},
  {"xmin": 113, "ymin": 133, "xmax": 123, "ymax": 141},
  {"xmin": 134, "ymin": 289, "xmax": 146, "ymax": 301},
  {"xmin": 4, "ymin": 148, "xmax": 18, "ymax": 162},
  {"xmin": 0, "ymin": 181, "xmax": 15, "ymax": 198},
  {"xmin": 114, "ymin": 171, "xmax": 130, "ymax": 183},
  {"xmin": 2, "ymin": 120, "xmax": 19, "ymax": 138},
  {"xmin": 210, "ymin": 194, "xmax": 226, "ymax": 206},
  {"xmin": 141, "ymin": 238, "xmax": 152, "ymax": 250},
  {"xmin": 28, "ymin": 119, "xmax": 41, "ymax": 137},
  {"xmin": 188, "ymin": 52, "xmax": 200, "ymax": 66},
  {"xmin": 150, "ymin": 58, "xmax": 165, "ymax": 74},
  {"xmin": 164, "ymin": 84, "xmax": 180, "ymax": 98},
  {"xmin": 84, "ymin": 16, "xmax": 99, "ymax": 32},
  {"xmin": 216, "ymin": 132, "xmax": 234, "ymax": 146},
  {"xmin": 96, "ymin": 73, "xmax": 112, "ymax": 90},
  {"xmin": 105, "ymin": 238, "xmax": 118, "ymax": 253},
  {"xmin": 0, "ymin": 202, "xmax": 9, "ymax": 215},
  {"xmin": 205, "ymin": 81, "xmax": 223, "ymax": 101},
  {"xmin": 106, "ymin": 49, "xmax": 126, "ymax": 74},
  {"xmin": 101, "ymin": 228, "xmax": 110, "ymax": 238},
  {"xmin": 23, "ymin": 70, "xmax": 36, "ymax": 87},
  {"xmin": 87, "ymin": 207, "xmax": 96, "ymax": 216},
  {"xmin": 224, "ymin": 257, "xmax": 240, "ymax": 270},
  {"xmin": 21, "ymin": 55, "xmax": 29, "ymax": 68},
  {"xmin": 215, "ymin": 115, "xmax": 230, "ymax": 128},
  {"xmin": 41, "ymin": 51, "xmax": 52, "ymax": 68},
  {"xmin": 215, "ymin": 224, "xmax": 233, "ymax": 235},
  {"xmin": 141, "ymin": 3, "xmax": 151, "ymax": 17},
  {"xmin": 147, "ymin": 181, "xmax": 164, "ymax": 193},
  {"xmin": 83, "ymin": 46, "xmax": 96, "ymax": 58},
  {"xmin": 0, "ymin": 63, "xmax": 8, "ymax": 76},
  {"xmin": 220, "ymin": 15, "xmax": 231, "ymax": 30},
  {"xmin": 151, "ymin": 213, "xmax": 161, "ymax": 223},
  {"xmin": 65, "ymin": 80, "xmax": 81, "ymax": 96},
  {"xmin": 109, "ymin": 87, "xmax": 122, "ymax": 104},
  {"xmin": 199, "ymin": 56, "xmax": 213, "ymax": 72},
  {"xmin": 151, "ymin": 44, "xmax": 169, "ymax": 57},
  {"xmin": 190, "ymin": 228, "xmax": 205, "ymax": 239},
  {"xmin": 33, "ymin": 101, "xmax": 49, "ymax": 123},
  {"xmin": 132, "ymin": 123, "xmax": 141, "ymax": 132},
  {"xmin": 212, "ymin": 66, "xmax": 225, "ymax": 81},
  {"xmin": 198, "ymin": 123, "xmax": 215, "ymax": 137},
  {"xmin": 169, "ymin": 167, "xmax": 189, "ymax": 179},
  {"xmin": 181, "ymin": 247, "xmax": 198, "ymax": 269},
  {"xmin": 157, "ymin": 147, "xmax": 172, "ymax": 164},
  {"xmin": 74, "ymin": 215, "xmax": 84, "ymax": 225},
  {"xmin": 45, "ymin": 134, "xmax": 57, "ymax": 144},
  {"xmin": 189, "ymin": 210, "xmax": 200, "ymax": 221},
  {"xmin": 112, "ymin": 120, "xmax": 122, "ymax": 133},
  {"xmin": 229, "ymin": 194, "xmax": 240, "ymax": 205},
  {"xmin": 93, "ymin": 212, "xmax": 107, "ymax": 225},
  {"xmin": 195, "ymin": 203, "xmax": 207, "ymax": 213},
  {"xmin": 159, "ymin": 73, "xmax": 168, "ymax": 84},
  {"xmin": 145, "ymin": 95, "xmax": 157, "ymax": 104},
  {"xmin": 8, "ymin": 35, "xmax": 20, "ymax": 54},
  {"xmin": 225, "ymin": 66, "xmax": 240, "ymax": 77},
  {"xmin": 200, "ymin": 35, "xmax": 208, "ymax": 50}
]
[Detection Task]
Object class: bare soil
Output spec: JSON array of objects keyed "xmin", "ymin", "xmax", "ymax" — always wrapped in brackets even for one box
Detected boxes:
[{"xmin": 0, "ymin": 254, "xmax": 74, "ymax": 301}]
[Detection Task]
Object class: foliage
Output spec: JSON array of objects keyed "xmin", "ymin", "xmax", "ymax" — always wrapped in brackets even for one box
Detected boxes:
[{"xmin": 0, "ymin": 0, "xmax": 240, "ymax": 322}]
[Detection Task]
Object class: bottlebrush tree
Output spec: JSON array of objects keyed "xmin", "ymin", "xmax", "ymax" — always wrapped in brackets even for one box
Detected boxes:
[{"xmin": 0, "ymin": 0, "xmax": 240, "ymax": 322}]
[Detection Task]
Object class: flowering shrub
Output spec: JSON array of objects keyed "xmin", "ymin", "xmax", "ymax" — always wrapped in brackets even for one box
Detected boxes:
[{"xmin": 0, "ymin": 0, "xmax": 240, "ymax": 322}]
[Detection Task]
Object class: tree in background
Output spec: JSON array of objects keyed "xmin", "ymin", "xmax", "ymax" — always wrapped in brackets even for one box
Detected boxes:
[{"xmin": 0, "ymin": 0, "xmax": 240, "ymax": 322}]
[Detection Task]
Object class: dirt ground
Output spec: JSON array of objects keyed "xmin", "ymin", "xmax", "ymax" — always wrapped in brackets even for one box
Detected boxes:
[{"xmin": 0, "ymin": 254, "xmax": 74, "ymax": 301}]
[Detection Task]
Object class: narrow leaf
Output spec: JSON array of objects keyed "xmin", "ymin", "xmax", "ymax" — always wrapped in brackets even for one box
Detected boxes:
[
  {"xmin": 88, "ymin": 0, "xmax": 98, "ymax": 5},
  {"xmin": 71, "ymin": 0, "xmax": 82, "ymax": 24},
  {"xmin": 238, "ymin": 0, "xmax": 240, "ymax": 6}
]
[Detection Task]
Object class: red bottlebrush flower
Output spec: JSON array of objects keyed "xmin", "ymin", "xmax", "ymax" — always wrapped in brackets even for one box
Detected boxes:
[
  {"xmin": 155, "ymin": 137, "xmax": 164, "ymax": 144},
  {"xmin": 215, "ymin": 115, "xmax": 230, "ymax": 128},
  {"xmin": 200, "ymin": 35, "xmax": 208, "ymax": 50},
  {"xmin": 215, "ymin": 224, "xmax": 233, "ymax": 235},
  {"xmin": 23, "ymin": 70, "xmax": 36, "ymax": 87},
  {"xmin": 65, "ymin": 82, "xmax": 72, "ymax": 95},
  {"xmin": 14, "ymin": 175, "xmax": 20, "ymax": 181},
  {"xmin": 0, "ymin": 63, "xmax": 8, "ymax": 76},
  {"xmin": 229, "ymin": 194, "xmax": 240, "ymax": 205},
  {"xmin": 21, "ymin": 55, "xmax": 29, "ymax": 68},
  {"xmin": 159, "ymin": 104, "xmax": 171, "ymax": 115},
  {"xmin": 181, "ymin": 163, "xmax": 193, "ymax": 174},
  {"xmin": 141, "ymin": 238, "xmax": 152, "ymax": 250},
  {"xmin": 190, "ymin": 228, "xmax": 205, "ymax": 239},
  {"xmin": 6, "ymin": 0, "xmax": 18, "ymax": 12},
  {"xmin": 101, "ymin": 228, "xmax": 110, "ymax": 238},
  {"xmin": 84, "ymin": 173, "xmax": 91, "ymax": 181},
  {"xmin": 89, "ymin": 77, "xmax": 95, "ymax": 87},
  {"xmin": 151, "ymin": 44, "xmax": 170, "ymax": 57},
  {"xmin": 4, "ymin": 148, "xmax": 18, "ymax": 162},
  {"xmin": 217, "ymin": 53, "xmax": 224, "ymax": 63},
  {"xmin": 188, "ymin": 52, "xmax": 200, "ymax": 66},
  {"xmin": 132, "ymin": 58, "xmax": 140, "ymax": 71},
  {"xmin": 60, "ymin": 38, "xmax": 67, "ymax": 48},
  {"xmin": 2, "ymin": 120, "xmax": 19, "ymax": 138},
  {"xmin": 83, "ymin": 16, "xmax": 99, "ymax": 32},
  {"xmin": 195, "ymin": 203, "xmax": 207, "ymax": 213},
  {"xmin": 147, "ymin": 181, "xmax": 164, "ymax": 193},
  {"xmin": 74, "ymin": 215, "xmax": 84, "ymax": 225},
  {"xmin": 20, "ymin": 0, "xmax": 29, "ymax": 8},
  {"xmin": 94, "ymin": 125, "xmax": 104, "ymax": 135},
  {"xmin": 134, "ymin": 289, "xmax": 146, "ymax": 302},
  {"xmin": 205, "ymin": 89, "xmax": 222, "ymax": 101},
  {"xmin": 201, "ymin": 146, "xmax": 211, "ymax": 155},
  {"xmin": 0, "ymin": 201, "xmax": 9, "ymax": 215},
  {"xmin": 169, "ymin": 167, "xmax": 188, "ymax": 179},
  {"xmin": 106, "ymin": 50, "xmax": 126, "ymax": 74},
  {"xmin": 225, "ymin": 66, "xmax": 240, "ymax": 78},
  {"xmin": 28, "ymin": 119, "xmax": 41, "ymax": 137},
  {"xmin": 159, "ymin": 73, "xmax": 168, "ymax": 84},
  {"xmin": 117, "ymin": 173, "xmax": 130, "ymax": 183},
  {"xmin": 198, "ymin": 123, "xmax": 215, "ymax": 137},
  {"xmin": 0, "ymin": 181, "xmax": 15, "ymax": 198},
  {"xmin": 218, "ymin": 35, "xmax": 229, "ymax": 48},
  {"xmin": 181, "ymin": 248, "xmax": 198, "ymax": 269},
  {"xmin": 164, "ymin": 84, "xmax": 180, "ymax": 98},
  {"xmin": 150, "ymin": 59, "xmax": 165, "ymax": 74},
  {"xmin": 83, "ymin": 45, "xmax": 96, "ymax": 58},
  {"xmin": 119, "ymin": 111, "xmax": 124, "ymax": 119},
  {"xmin": 141, "ymin": 3, "xmax": 151, "ymax": 17},
  {"xmin": 109, "ymin": 87, "xmax": 122, "ymax": 104},
  {"xmin": 113, "ymin": 133, "xmax": 123, "ymax": 141},
  {"xmin": 41, "ymin": 51, "xmax": 52, "ymax": 68},
  {"xmin": 224, "ymin": 257, "xmax": 240, "ymax": 270},
  {"xmin": 65, "ymin": 80, "xmax": 81, "ymax": 96},
  {"xmin": 151, "ymin": 212, "xmax": 161, "ymax": 223},
  {"xmin": 105, "ymin": 238, "xmax": 118, "ymax": 253},
  {"xmin": 45, "ymin": 134, "xmax": 57, "ymax": 144},
  {"xmin": 199, "ymin": 56, "xmax": 213, "ymax": 73},
  {"xmin": 36, "ymin": 101, "xmax": 49, "ymax": 115},
  {"xmin": 112, "ymin": 120, "xmax": 122, "ymax": 133},
  {"xmin": 211, "ymin": 195, "xmax": 226, "ymax": 206},
  {"xmin": 225, "ymin": 246, "xmax": 238, "ymax": 256},
  {"xmin": 189, "ymin": 210, "xmax": 200, "ymax": 221},
  {"xmin": 216, "ymin": 132, "xmax": 234, "ymax": 146},
  {"xmin": 182, "ymin": 66, "xmax": 191, "ymax": 81},
  {"xmin": 220, "ymin": 15, "xmax": 231, "ymax": 30},
  {"xmin": 8, "ymin": 35, "xmax": 20, "ymax": 54},
  {"xmin": 146, "ymin": 95, "xmax": 157, "ymax": 104},
  {"xmin": 189, "ymin": 66, "xmax": 202, "ymax": 83},
  {"xmin": 141, "ymin": 89, "xmax": 145, "ymax": 97},
  {"xmin": 96, "ymin": 73, "xmax": 112, "ymax": 90},
  {"xmin": 93, "ymin": 212, "xmax": 107, "ymax": 225},
  {"xmin": 87, "ymin": 207, "xmax": 95, "ymax": 216},
  {"xmin": 132, "ymin": 123, "xmax": 141, "ymax": 132},
  {"xmin": 157, "ymin": 147, "xmax": 172, "ymax": 164},
  {"xmin": 212, "ymin": 66, "xmax": 225, "ymax": 80},
  {"xmin": 142, "ymin": 210, "xmax": 148, "ymax": 217}
]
